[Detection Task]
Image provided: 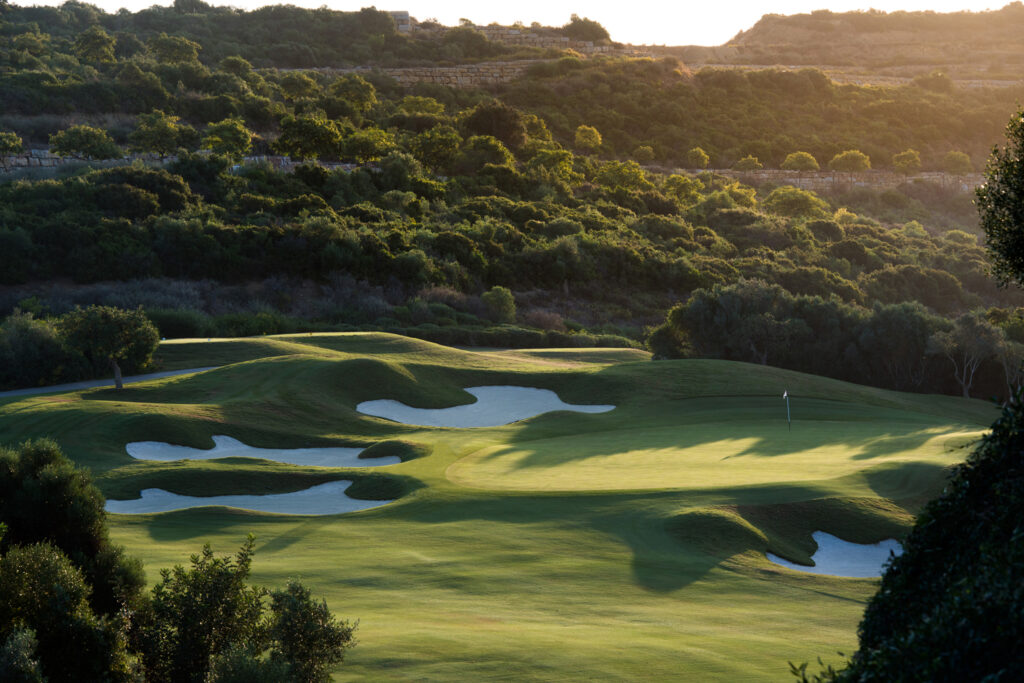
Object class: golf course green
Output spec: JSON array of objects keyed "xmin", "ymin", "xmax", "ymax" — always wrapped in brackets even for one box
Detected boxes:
[{"xmin": 0, "ymin": 333, "xmax": 998, "ymax": 680}]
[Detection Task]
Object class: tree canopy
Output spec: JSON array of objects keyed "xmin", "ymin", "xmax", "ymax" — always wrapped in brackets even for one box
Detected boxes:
[
  {"xmin": 0, "ymin": 440, "xmax": 357, "ymax": 682},
  {"xmin": 978, "ymin": 108, "xmax": 1024, "ymax": 287},
  {"xmin": 58, "ymin": 306, "xmax": 159, "ymax": 389}
]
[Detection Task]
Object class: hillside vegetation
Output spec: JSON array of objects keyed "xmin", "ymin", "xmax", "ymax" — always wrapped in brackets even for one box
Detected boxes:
[{"xmin": 1, "ymin": 3, "xmax": 1023, "ymax": 401}]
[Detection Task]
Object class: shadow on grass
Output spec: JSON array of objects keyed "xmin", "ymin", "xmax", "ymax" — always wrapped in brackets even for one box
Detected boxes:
[{"xmin": 480, "ymin": 396, "xmax": 979, "ymax": 474}]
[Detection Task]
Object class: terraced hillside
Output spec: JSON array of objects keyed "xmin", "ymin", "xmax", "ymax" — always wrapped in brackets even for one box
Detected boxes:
[{"xmin": 0, "ymin": 333, "xmax": 997, "ymax": 680}]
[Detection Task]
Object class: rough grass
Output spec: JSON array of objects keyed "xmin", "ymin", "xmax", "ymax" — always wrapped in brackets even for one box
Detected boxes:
[{"xmin": 0, "ymin": 332, "xmax": 999, "ymax": 681}]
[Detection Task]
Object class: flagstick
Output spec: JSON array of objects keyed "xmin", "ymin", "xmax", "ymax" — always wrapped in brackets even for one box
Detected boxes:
[{"xmin": 784, "ymin": 390, "xmax": 791, "ymax": 431}]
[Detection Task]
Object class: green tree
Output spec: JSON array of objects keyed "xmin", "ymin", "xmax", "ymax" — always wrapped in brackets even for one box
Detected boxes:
[
  {"xmin": 525, "ymin": 148, "xmax": 578, "ymax": 184},
  {"xmin": 942, "ymin": 150, "xmax": 973, "ymax": 175},
  {"xmin": 274, "ymin": 114, "xmax": 343, "ymax": 161},
  {"xmin": 398, "ymin": 95, "xmax": 444, "ymax": 115},
  {"xmin": 685, "ymin": 147, "xmax": 709, "ymax": 169},
  {"xmin": 781, "ymin": 151, "xmax": 819, "ymax": 171},
  {"xmin": 453, "ymin": 135, "xmax": 514, "ymax": 175},
  {"xmin": 341, "ymin": 127, "xmax": 395, "ymax": 163},
  {"xmin": 929, "ymin": 310, "xmax": 1003, "ymax": 398},
  {"xmin": 202, "ymin": 117, "xmax": 253, "ymax": 160},
  {"xmin": 328, "ymin": 74, "xmax": 377, "ymax": 114},
  {"xmin": 977, "ymin": 108, "xmax": 1024, "ymax": 287},
  {"xmin": 596, "ymin": 160, "xmax": 653, "ymax": 191},
  {"xmin": 0, "ymin": 543, "xmax": 132, "ymax": 682},
  {"xmin": 0, "ymin": 627, "xmax": 44, "ymax": 682},
  {"xmin": 219, "ymin": 55, "xmax": 253, "ymax": 78},
  {"xmin": 410, "ymin": 125, "xmax": 461, "ymax": 171},
  {"xmin": 138, "ymin": 538, "xmax": 266, "ymax": 682},
  {"xmin": 798, "ymin": 395, "xmax": 1024, "ymax": 680},
  {"xmin": 267, "ymin": 581, "xmax": 356, "ymax": 682},
  {"xmin": 73, "ymin": 24, "xmax": 116, "ymax": 63},
  {"xmin": 574, "ymin": 125, "xmax": 601, "ymax": 154},
  {"xmin": 828, "ymin": 149, "xmax": 871, "ymax": 172},
  {"xmin": 561, "ymin": 14, "xmax": 610, "ymax": 42},
  {"xmin": 147, "ymin": 32, "xmax": 201, "ymax": 63},
  {"xmin": 892, "ymin": 148, "xmax": 921, "ymax": 175},
  {"xmin": 663, "ymin": 174, "xmax": 702, "ymax": 206},
  {"xmin": 58, "ymin": 305, "xmax": 159, "ymax": 389},
  {"xmin": 762, "ymin": 186, "xmax": 830, "ymax": 219},
  {"xmin": 12, "ymin": 31, "xmax": 50, "ymax": 56},
  {"xmin": 856, "ymin": 302, "xmax": 944, "ymax": 391},
  {"xmin": 633, "ymin": 145, "xmax": 655, "ymax": 162},
  {"xmin": 0, "ymin": 438, "xmax": 145, "ymax": 617},
  {"xmin": 49, "ymin": 125, "xmax": 122, "ymax": 160},
  {"xmin": 461, "ymin": 100, "xmax": 526, "ymax": 151},
  {"xmin": 137, "ymin": 538, "xmax": 356, "ymax": 682},
  {"xmin": 733, "ymin": 155, "xmax": 763, "ymax": 171},
  {"xmin": 482, "ymin": 286, "xmax": 516, "ymax": 323},
  {"xmin": 129, "ymin": 110, "xmax": 195, "ymax": 158},
  {"xmin": 278, "ymin": 71, "xmax": 320, "ymax": 100},
  {"xmin": 0, "ymin": 131, "xmax": 23, "ymax": 172}
]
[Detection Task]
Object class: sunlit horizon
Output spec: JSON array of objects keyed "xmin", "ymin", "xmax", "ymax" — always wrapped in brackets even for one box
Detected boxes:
[{"xmin": 8, "ymin": 0, "xmax": 1008, "ymax": 46}]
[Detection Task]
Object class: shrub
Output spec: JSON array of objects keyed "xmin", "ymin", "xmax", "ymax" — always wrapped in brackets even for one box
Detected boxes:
[{"xmin": 481, "ymin": 286, "xmax": 516, "ymax": 323}]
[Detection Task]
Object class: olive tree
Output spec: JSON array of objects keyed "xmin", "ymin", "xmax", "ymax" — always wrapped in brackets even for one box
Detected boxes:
[
  {"xmin": 202, "ymin": 117, "xmax": 253, "ymax": 160},
  {"xmin": 892, "ymin": 148, "xmax": 921, "ymax": 175},
  {"xmin": 781, "ymin": 151, "xmax": 819, "ymax": 172},
  {"xmin": 59, "ymin": 305, "xmax": 159, "ymax": 389},
  {"xmin": 50, "ymin": 125, "xmax": 122, "ymax": 160},
  {"xmin": 129, "ymin": 110, "xmax": 196, "ymax": 159},
  {"xmin": 828, "ymin": 149, "xmax": 870, "ymax": 172}
]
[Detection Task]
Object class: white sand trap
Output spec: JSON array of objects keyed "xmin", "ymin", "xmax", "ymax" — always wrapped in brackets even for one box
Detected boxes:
[
  {"xmin": 126, "ymin": 435, "xmax": 399, "ymax": 467},
  {"xmin": 105, "ymin": 480, "xmax": 393, "ymax": 515},
  {"xmin": 356, "ymin": 385, "xmax": 615, "ymax": 428},
  {"xmin": 767, "ymin": 531, "xmax": 903, "ymax": 578}
]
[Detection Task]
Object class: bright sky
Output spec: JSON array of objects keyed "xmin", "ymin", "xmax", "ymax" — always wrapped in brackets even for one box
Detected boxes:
[{"xmin": 12, "ymin": 1, "xmax": 1008, "ymax": 45}]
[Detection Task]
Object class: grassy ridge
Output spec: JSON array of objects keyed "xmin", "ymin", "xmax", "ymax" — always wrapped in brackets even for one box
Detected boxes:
[{"xmin": 0, "ymin": 333, "xmax": 997, "ymax": 680}]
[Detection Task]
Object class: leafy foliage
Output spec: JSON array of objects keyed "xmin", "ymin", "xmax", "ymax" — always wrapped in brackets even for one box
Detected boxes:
[
  {"xmin": 798, "ymin": 391, "xmax": 1024, "ymax": 680},
  {"xmin": 0, "ymin": 438, "xmax": 145, "ymax": 618},
  {"xmin": 49, "ymin": 125, "xmax": 121, "ymax": 160},
  {"xmin": 59, "ymin": 305, "xmax": 159, "ymax": 387},
  {"xmin": 978, "ymin": 108, "xmax": 1024, "ymax": 287},
  {"xmin": 0, "ymin": 441, "xmax": 357, "ymax": 683}
]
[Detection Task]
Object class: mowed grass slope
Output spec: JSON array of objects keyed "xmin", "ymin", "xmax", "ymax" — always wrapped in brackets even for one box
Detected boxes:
[{"xmin": 0, "ymin": 333, "xmax": 998, "ymax": 680}]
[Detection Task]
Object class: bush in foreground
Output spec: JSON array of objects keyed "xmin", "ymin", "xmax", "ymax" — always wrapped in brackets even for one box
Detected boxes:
[
  {"xmin": 0, "ymin": 441, "xmax": 356, "ymax": 682},
  {"xmin": 794, "ymin": 391, "xmax": 1024, "ymax": 680}
]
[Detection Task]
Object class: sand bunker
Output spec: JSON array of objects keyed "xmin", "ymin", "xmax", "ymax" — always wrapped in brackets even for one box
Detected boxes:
[
  {"xmin": 105, "ymin": 480, "xmax": 393, "ymax": 515},
  {"xmin": 356, "ymin": 385, "xmax": 615, "ymax": 428},
  {"xmin": 126, "ymin": 435, "xmax": 399, "ymax": 467},
  {"xmin": 767, "ymin": 531, "xmax": 903, "ymax": 578}
]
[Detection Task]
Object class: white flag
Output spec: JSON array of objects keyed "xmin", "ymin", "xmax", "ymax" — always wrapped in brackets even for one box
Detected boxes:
[{"xmin": 783, "ymin": 390, "xmax": 788, "ymax": 399}]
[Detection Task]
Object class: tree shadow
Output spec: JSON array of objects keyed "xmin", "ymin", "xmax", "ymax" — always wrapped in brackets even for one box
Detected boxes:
[{"xmin": 482, "ymin": 395, "xmax": 977, "ymax": 473}]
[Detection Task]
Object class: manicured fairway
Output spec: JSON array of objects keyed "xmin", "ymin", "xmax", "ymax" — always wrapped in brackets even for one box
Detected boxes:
[{"xmin": 0, "ymin": 333, "xmax": 999, "ymax": 681}]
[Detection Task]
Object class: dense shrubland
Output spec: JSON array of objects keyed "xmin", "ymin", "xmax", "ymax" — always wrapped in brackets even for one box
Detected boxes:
[{"xmin": 2, "ymin": 3, "xmax": 1023, "ymax": 399}]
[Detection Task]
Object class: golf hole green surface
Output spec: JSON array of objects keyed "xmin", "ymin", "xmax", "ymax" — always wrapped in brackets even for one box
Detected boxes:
[{"xmin": 0, "ymin": 333, "xmax": 998, "ymax": 681}]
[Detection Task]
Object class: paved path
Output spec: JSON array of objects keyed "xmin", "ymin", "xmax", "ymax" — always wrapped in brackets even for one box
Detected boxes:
[{"xmin": 0, "ymin": 367, "xmax": 219, "ymax": 399}]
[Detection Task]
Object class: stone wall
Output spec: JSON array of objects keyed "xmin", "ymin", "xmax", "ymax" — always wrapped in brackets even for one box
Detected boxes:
[
  {"xmin": 472, "ymin": 25, "xmax": 615, "ymax": 54},
  {"xmin": 1, "ymin": 148, "xmax": 72, "ymax": 170},
  {"xmin": 324, "ymin": 60, "xmax": 539, "ymax": 88},
  {"xmin": 693, "ymin": 168, "xmax": 984, "ymax": 193}
]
